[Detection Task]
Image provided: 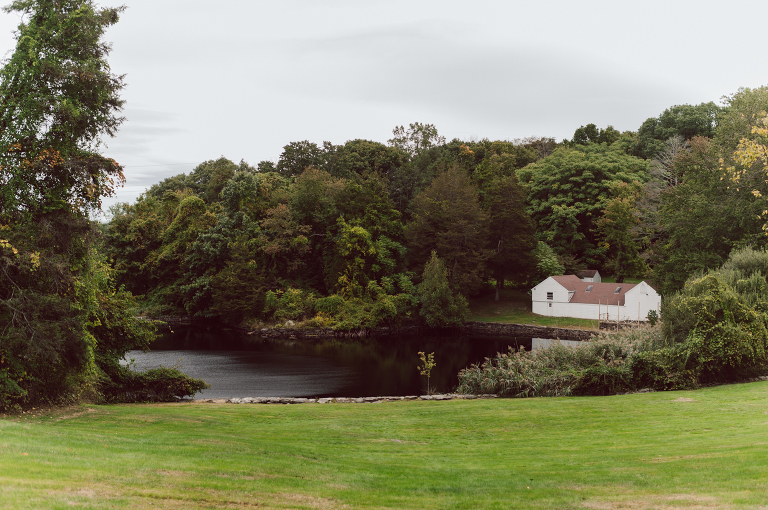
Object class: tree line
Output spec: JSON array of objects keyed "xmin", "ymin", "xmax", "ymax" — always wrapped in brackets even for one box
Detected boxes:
[{"xmin": 104, "ymin": 87, "xmax": 768, "ymax": 328}]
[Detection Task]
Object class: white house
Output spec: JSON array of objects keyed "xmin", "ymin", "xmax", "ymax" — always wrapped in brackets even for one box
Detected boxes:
[
  {"xmin": 531, "ymin": 275, "xmax": 660, "ymax": 322},
  {"xmin": 575, "ymin": 269, "xmax": 601, "ymax": 283}
]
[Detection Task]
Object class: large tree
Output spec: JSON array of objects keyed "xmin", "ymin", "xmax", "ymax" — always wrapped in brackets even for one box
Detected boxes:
[
  {"xmin": 406, "ymin": 165, "xmax": 490, "ymax": 296},
  {"xmin": 0, "ymin": 0, "xmax": 127, "ymax": 215},
  {"xmin": 518, "ymin": 143, "xmax": 649, "ymax": 268},
  {"xmin": 0, "ymin": 0, "xmax": 155, "ymax": 410},
  {"xmin": 633, "ymin": 102, "xmax": 721, "ymax": 160}
]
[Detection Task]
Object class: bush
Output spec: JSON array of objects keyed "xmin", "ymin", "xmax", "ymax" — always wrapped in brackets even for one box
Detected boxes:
[
  {"xmin": 263, "ymin": 288, "xmax": 316, "ymax": 322},
  {"xmin": 662, "ymin": 271, "xmax": 768, "ymax": 383},
  {"xmin": 98, "ymin": 365, "xmax": 209, "ymax": 403},
  {"xmin": 417, "ymin": 252, "xmax": 467, "ymax": 328},
  {"xmin": 457, "ymin": 329, "xmax": 657, "ymax": 397}
]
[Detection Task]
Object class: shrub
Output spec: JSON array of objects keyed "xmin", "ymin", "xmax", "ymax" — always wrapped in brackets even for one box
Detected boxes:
[
  {"xmin": 662, "ymin": 272, "xmax": 768, "ymax": 383},
  {"xmin": 98, "ymin": 364, "xmax": 209, "ymax": 403},
  {"xmin": 263, "ymin": 288, "xmax": 316, "ymax": 322},
  {"xmin": 417, "ymin": 252, "xmax": 467, "ymax": 327}
]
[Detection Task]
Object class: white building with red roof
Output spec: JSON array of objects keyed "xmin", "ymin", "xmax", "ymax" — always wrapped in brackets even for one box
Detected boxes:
[{"xmin": 532, "ymin": 275, "xmax": 660, "ymax": 321}]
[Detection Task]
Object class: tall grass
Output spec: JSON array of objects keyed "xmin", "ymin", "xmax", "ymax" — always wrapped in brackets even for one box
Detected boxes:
[{"xmin": 456, "ymin": 325, "xmax": 672, "ymax": 397}]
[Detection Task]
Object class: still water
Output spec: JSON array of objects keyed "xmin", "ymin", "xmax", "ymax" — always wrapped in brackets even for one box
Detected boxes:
[{"xmin": 125, "ymin": 326, "xmax": 532, "ymax": 399}]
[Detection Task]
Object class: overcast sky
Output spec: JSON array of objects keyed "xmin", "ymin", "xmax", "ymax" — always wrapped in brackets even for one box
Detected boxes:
[{"xmin": 1, "ymin": 0, "xmax": 767, "ymax": 213}]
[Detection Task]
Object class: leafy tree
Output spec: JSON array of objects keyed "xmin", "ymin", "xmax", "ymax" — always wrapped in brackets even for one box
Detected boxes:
[
  {"xmin": 329, "ymin": 139, "xmax": 405, "ymax": 180},
  {"xmin": 518, "ymin": 143, "xmax": 649, "ymax": 267},
  {"xmin": 532, "ymin": 241, "xmax": 565, "ymax": 280},
  {"xmin": 650, "ymin": 137, "xmax": 766, "ymax": 294},
  {"xmin": 595, "ymin": 181, "xmax": 647, "ymax": 282},
  {"xmin": 0, "ymin": 0, "xmax": 157, "ymax": 410},
  {"xmin": 715, "ymin": 86, "xmax": 768, "ymax": 154},
  {"xmin": 633, "ymin": 102, "xmax": 721, "ymax": 159},
  {"xmin": 570, "ymin": 124, "xmax": 621, "ymax": 146},
  {"xmin": 276, "ymin": 140, "xmax": 324, "ymax": 177},
  {"xmin": 417, "ymin": 252, "xmax": 468, "ymax": 327},
  {"xmin": 0, "ymin": 0, "xmax": 126, "ymax": 215},
  {"xmin": 475, "ymin": 157, "xmax": 537, "ymax": 298},
  {"xmin": 406, "ymin": 165, "xmax": 490, "ymax": 296},
  {"xmin": 388, "ymin": 122, "xmax": 446, "ymax": 158}
]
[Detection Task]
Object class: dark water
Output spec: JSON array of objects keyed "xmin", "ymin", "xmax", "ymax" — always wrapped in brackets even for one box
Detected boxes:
[{"xmin": 125, "ymin": 326, "xmax": 532, "ymax": 399}]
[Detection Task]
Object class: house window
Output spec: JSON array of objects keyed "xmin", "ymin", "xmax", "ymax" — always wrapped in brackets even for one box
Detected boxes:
[
  {"xmin": 548, "ymin": 303, "xmax": 552, "ymax": 307},
  {"xmin": 547, "ymin": 292, "xmax": 553, "ymax": 300},
  {"xmin": 614, "ymin": 286, "xmax": 622, "ymax": 294},
  {"xmin": 586, "ymin": 285, "xmax": 593, "ymax": 292}
]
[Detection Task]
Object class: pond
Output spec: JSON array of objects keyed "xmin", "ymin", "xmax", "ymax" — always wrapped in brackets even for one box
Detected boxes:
[{"xmin": 125, "ymin": 325, "xmax": 534, "ymax": 399}]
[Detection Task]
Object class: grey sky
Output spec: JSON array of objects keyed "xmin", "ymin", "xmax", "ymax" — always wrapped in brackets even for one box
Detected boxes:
[{"xmin": 1, "ymin": 0, "xmax": 766, "ymax": 213}]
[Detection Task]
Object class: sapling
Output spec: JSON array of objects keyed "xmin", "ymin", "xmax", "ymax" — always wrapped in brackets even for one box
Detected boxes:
[{"xmin": 417, "ymin": 351, "xmax": 436, "ymax": 395}]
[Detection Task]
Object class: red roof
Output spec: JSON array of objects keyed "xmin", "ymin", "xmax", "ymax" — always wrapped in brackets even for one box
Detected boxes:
[
  {"xmin": 551, "ymin": 275, "xmax": 635, "ymax": 306},
  {"xmin": 576, "ymin": 269, "xmax": 598, "ymax": 278}
]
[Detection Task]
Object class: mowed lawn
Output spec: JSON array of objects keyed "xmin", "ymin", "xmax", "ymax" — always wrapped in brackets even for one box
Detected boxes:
[
  {"xmin": 468, "ymin": 288, "xmax": 601, "ymax": 330},
  {"xmin": 1, "ymin": 382, "xmax": 768, "ymax": 509}
]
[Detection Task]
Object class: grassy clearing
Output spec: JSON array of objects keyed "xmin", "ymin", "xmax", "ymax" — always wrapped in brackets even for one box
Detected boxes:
[
  {"xmin": 2, "ymin": 382, "xmax": 768, "ymax": 509},
  {"xmin": 468, "ymin": 288, "xmax": 600, "ymax": 330}
]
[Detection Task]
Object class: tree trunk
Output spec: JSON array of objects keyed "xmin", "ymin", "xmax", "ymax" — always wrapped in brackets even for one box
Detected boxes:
[{"xmin": 495, "ymin": 277, "xmax": 503, "ymax": 302}]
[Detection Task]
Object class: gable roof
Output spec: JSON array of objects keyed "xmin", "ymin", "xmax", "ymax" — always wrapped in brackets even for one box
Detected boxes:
[
  {"xmin": 551, "ymin": 275, "xmax": 635, "ymax": 306},
  {"xmin": 576, "ymin": 269, "xmax": 599, "ymax": 278}
]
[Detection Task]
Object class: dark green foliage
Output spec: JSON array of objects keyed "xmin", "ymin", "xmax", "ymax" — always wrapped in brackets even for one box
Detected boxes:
[
  {"xmin": 661, "ymin": 249, "xmax": 768, "ymax": 383},
  {"xmin": 276, "ymin": 140, "xmax": 324, "ymax": 177},
  {"xmin": 595, "ymin": 181, "xmax": 647, "ymax": 282},
  {"xmin": 417, "ymin": 252, "xmax": 468, "ymax": 328},
  {"xmin": 633, "ymin": 102, "xmax": 721, "ymax": 159},
  {"xmin": 569, "ymin": 124, "xmax": 622, "ymax": 146},
  {"xmin": 519, "ymin": 143, "xmax": 649, "ymax": 267},
  {"xmin": 482, "ymin": 172, "xmax": 538, "ymax": 295},
  {"xmin": 99, "ymin": 365, "xmax": 209, "ymax": 403},
  {"xmin": 406, "ymin": 165, "xmax": 490, "ymax": 296}
]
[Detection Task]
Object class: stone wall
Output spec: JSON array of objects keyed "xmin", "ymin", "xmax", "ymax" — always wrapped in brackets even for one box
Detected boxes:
[
  {"xmin": 142, "ymin": 315, "xmax": 599, "ymax": 341},
  {"xmin": 255, "ymin": 321, "xmax": 596, "ymax": 341},
  {"xmin": 463, "ymin": 321, "xmax": 595, "ymax": 341}
]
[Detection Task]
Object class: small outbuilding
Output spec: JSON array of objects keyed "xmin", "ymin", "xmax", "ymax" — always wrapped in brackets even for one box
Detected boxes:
[
  {"xmin": 531, "ymin": 275, "xmax": 660, "ymax": 322},
  {"xmin": 575, "ymin": 269, "xmax": 601, "ymax": 283}
]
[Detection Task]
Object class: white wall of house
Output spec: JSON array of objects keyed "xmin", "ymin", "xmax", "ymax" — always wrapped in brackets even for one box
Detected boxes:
[
  {"xmin": 533, "ymin": 301, "xmax": 625, "ymax": 321},
  {"xmin": 624, "ymin": 281, "xmax": 661, "ymax": 321},
  {"xmin": 531, "ymin": 277, "xmax": 570, "ymax": 304}
]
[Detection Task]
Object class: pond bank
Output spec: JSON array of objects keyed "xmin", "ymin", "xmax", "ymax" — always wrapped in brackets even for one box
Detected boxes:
[
  {"xmin": 194, "ymin": 393, "xmax": 499, "ymax": 404},
  {"xmin": 143, "ymin": 316, "xmax": 600, "ymax": 341}
]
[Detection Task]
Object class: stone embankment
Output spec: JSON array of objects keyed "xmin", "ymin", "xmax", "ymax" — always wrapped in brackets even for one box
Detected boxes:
[
  {"xmin": 195, "ymin": 394, "xmax": 498, "ymax": 404},
  {"xmin": 463, "ymin": 321, "xmax": 595, "ymax": 341},
  {"xmin": 143, "ymin": 315, "xmax": 602, "ymax": 341},
  {"xmin": 256, "ymin": 321, "xmax": 597, "ymax": 341}
]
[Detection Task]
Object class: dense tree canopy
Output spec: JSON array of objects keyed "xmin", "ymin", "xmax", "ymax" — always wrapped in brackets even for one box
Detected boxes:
[
  {"xmin": 0, "ymin": 0, "xmax": 161, "ymax": 411},
  {"xmin": 518, "ymin": 143, "xmax": 649, "ymax": 268}
]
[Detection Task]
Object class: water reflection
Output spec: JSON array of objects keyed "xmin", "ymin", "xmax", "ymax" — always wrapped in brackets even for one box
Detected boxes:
[{"xmin": 125, "ymin": 326, "xmax": 532, "ymax": 399}]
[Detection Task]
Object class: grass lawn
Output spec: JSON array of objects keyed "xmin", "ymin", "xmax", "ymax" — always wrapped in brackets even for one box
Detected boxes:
[
  {"xmin": 468, "ymin": 288, "xmax": 600, "ymax": 330},
  {"xmin": 2, "ymin": 382, "xmax": 768, "ymax": 509}
]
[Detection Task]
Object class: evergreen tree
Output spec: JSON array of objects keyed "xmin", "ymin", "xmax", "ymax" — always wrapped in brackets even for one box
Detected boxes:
[
  {"xmin": 417, "ymin": 252, "xmax": 468, "ymax": 328},
  {"xmin": 406, "ymin": 165, "xmax": 490, "ymax": 296}
]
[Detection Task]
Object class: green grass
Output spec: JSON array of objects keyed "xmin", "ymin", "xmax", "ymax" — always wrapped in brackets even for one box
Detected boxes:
[
  {"xmin": 2, "ymin": 382, "xmax": 768, "ymax": 509},
  {"xmin": 468, "ymin": 288, "xmax": 599, "ymax": 330}
]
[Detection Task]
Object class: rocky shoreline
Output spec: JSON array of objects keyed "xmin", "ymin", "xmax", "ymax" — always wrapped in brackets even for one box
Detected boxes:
[
  {"xmin": 144, "ymin": 315, "xmax": 603, "ymax": 341},
  {"xmin": 193, "ymin": 393, "xmax": 498, "ymax": 404}
]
